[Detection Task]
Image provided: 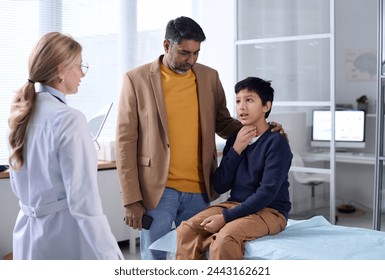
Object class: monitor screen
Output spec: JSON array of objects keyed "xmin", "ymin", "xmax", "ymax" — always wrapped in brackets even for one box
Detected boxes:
[{"xmin": 311, "ymin": 110, "xmax": 366, "ymax": 149}]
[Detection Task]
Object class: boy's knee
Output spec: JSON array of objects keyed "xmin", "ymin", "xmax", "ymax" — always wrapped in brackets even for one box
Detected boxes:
[
  {"xmin": 176, "ymin": 221, "xmax": 192, "ymax": 238},
  {"xmin": 213, "ymin": 232, "xmax": 239, "ymax": 247},
  {"xmin": 210, "ymin": 232, "xmax": 244, "ymax": 260}
]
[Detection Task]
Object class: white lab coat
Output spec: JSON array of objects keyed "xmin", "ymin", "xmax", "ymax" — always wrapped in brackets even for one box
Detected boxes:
[{"xmin": 9, "ymin": 89, "xmax": 123, "ymax": 260}]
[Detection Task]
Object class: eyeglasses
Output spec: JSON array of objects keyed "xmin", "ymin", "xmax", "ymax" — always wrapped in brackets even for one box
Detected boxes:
[{"xmin": 80, "ymin": 62, "xmax": 89, "ymax": 75}]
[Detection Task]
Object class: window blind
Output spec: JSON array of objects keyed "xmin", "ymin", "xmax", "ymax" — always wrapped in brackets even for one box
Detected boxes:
[{"xmin": 0, "ymin": 0, "xmax": 192, "ymax": 165}]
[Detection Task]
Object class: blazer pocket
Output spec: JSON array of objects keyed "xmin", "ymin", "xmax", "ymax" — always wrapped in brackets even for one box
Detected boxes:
[{"xmin": 138, "ymin": 156, "xmax": 150, "ymax": 166}]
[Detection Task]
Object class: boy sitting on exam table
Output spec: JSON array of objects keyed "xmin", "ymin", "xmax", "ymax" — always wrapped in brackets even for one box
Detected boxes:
[{"xmin": 176, "ymin": 77, "xmax": 292, "ymax": 260}]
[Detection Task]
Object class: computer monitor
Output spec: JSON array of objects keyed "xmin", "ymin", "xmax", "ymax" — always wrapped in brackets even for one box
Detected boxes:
[{"xmin": 311, "ymin": 109, "xmax": 366, "ymax": 149}]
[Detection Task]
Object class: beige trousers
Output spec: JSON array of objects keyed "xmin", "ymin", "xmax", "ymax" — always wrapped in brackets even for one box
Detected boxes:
[{"xmin": 176, "ymin": 202, "xmax": 287, "ymax": 260}]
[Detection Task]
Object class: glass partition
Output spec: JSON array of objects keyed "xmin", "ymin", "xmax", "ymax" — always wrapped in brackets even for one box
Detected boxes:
[
  {"xmin": 237, "ymin": 0, "xmax": 330, "ymax": 40},
  {"xmin": 237, "ymin": 39, "xmax": 331, "ymax": 102},
  {"xmin": 375, "ymin": 1, "xmax": 385, "ymax": 230}
]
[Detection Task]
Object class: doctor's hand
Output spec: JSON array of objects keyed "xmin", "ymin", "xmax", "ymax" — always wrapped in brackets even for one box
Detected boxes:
[
  {"xmin": 200, "ymin": 214, "xmax": 226, "ymax": 233},
  {"xmin": 124, "ymin": 202, "xmax": 145, "ymax": 230}
]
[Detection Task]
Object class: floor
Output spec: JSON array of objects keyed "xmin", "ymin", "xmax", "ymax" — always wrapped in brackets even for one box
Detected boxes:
[
  {"xmin": 119, "ymin": 206, "xmax": 385, "ymax": 260},
  {"xmin": 119, "ymin": 240, "xmax": 141, "ymax": 260}
]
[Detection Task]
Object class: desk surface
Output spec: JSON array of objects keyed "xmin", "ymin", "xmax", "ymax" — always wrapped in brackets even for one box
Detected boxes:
[
  {"xmin": 0, "ymin": 161, "xmax": 117, "ymax": 179},
  {"xmin": 302, "ymin": 151, "xmax": 375, "ymax": 165}
]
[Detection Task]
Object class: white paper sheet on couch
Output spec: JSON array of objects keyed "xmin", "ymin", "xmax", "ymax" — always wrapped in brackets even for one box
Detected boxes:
[{"xmin": 149, "ymin": 216, "xmax": 385, "ymax": 260}]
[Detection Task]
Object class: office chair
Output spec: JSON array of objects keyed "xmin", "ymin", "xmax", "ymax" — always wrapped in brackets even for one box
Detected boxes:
[{"xmin": 291, "ymin": 152, "xmax": 330, "ymax": 217}]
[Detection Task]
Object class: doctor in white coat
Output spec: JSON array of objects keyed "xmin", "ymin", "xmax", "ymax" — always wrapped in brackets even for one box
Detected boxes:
[{"xmin": 8, "ymin": 32, "xmax": 123, "ymax": 260}]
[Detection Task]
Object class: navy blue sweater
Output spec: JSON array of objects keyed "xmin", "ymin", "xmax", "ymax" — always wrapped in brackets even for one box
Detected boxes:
[{"xmin": 213, "ymin": 128, "xmax": 292, "ymax": 222}]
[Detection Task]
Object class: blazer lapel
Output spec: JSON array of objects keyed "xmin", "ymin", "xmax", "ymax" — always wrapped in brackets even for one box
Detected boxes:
[
  {"xmin": 193, "ymin": 67, "xmax": 210, "ymax": 141},
  {"xmin": 149, "ymin": 58, "xmax": 169, "ymax": 142}
]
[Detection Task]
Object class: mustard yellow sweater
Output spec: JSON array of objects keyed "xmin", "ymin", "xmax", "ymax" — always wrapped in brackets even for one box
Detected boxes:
[{"xmin": 161, "ymin": 64, "xmax": 205, "ymax": 193}]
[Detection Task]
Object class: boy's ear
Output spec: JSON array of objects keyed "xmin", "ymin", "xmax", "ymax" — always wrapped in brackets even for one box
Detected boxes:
[{"xmin": 263, "ymin": 101, "xmax": 272, "ymax": 112}]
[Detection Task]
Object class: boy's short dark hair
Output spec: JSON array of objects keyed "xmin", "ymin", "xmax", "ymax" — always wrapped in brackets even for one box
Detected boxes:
[
  {"xmin": 235, "ymin": 77, "xmax": 274, "ymax": 118},
  {"xmin": 165, "ymin": 16, "xmax": 206, "ymax": 44}
]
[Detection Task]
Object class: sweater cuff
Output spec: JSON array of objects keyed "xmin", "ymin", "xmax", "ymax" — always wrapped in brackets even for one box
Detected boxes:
[
  {"xmin": 226, "ymin": 146, "xmax": 243, "ymax": 162},
  {"xmin": 222, "ymin": 208, "xmax": 233, "ymax": 223}
]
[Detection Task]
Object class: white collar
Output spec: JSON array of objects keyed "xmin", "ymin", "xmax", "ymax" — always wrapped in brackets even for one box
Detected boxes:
[{"xmin": 249, "ymin": 136, "xmax": 261, "ymax": 145}]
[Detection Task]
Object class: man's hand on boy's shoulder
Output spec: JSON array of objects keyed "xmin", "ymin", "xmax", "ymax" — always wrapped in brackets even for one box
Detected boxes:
[{"xmin": 269, "ymin": 121, "xmax": 289, "ymax": 141}]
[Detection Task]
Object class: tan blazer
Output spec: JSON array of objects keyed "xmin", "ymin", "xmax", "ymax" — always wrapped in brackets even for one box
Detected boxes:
[{"xmin": 116, "ymin": 56, "xmax": 242, "ymax": 209}]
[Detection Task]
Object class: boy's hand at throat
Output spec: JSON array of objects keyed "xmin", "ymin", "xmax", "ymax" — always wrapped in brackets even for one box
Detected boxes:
[{"xmin": 233, "ymin": 125, "xmax": 257, "ymax": 154}]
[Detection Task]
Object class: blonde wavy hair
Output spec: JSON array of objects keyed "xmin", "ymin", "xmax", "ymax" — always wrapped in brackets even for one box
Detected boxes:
[{"xmin": 8, "ymin": 32, "xmax": 82, "ymax": 170}]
